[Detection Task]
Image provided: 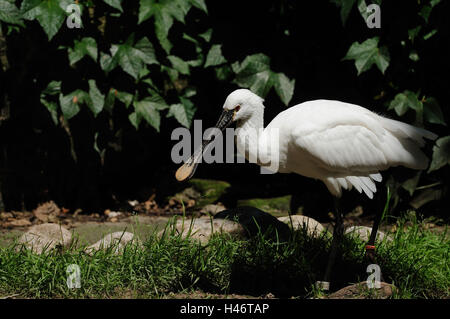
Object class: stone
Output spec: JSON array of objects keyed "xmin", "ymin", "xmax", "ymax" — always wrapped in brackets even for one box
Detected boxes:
[
  {"xmin": 345, "ymin": 226, "xmax": 391, "ymax": 242},
  {"xmin": 328, "ymin": 281, "xmax": 394, "ymax": 299},
  {"xmin": 237, "ymin": 195, "xmax": 292, "ymax": 216},
  {"xmin": 107, "ymin": 211, "xmax": 122, "ymax": 218},
  {"xmin": 159, "ymin": 217, "xmax": 245, "ymax": 243},
  {"xmin": 7, "ymin": 218, "xmax": 32, "ymax": 227},
  {"xmin": 169, "ymin": 179, "xmax": 231, "ymax": 209},
  {"xmin": 0, "ymin": 212, "xmax": 13, "ymax": 220},
  {"xmin": 215, "ymin": 206, "xmax": 291, "ymax": 241},
  {"xmin": 18, "ymin": 223, "xmax": 72, "ymax": 254},
  {"xmin": 201, "ymin": 204, "xmax": 226, "ymax": 215},
  {"xmin": 84, "ymin": 232, "xmax": 138, "ymax": 255},
  {"xmin": 33, "ymin": 201, "xmax": 60, "ymax": 223},
  {"xmin": 278, "ymin": 215, "xmax": 326, "ymax": 238}
]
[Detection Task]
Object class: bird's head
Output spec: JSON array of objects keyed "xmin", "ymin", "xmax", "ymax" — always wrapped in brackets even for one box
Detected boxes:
[
  {"xmin": 175, "ymin": 89, "xmax": 264, "ymax": 182},
  {"xmin": 216, "ymin": 89, "xmax": 265, "ymax": 129}
]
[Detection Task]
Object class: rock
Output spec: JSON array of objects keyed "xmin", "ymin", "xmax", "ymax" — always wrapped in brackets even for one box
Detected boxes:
[
  {"xmin": 18, "ymin": 223, "xmax": 72, "ymax": 254},
  {"xmin": 215, "ymin": 206, "xmax": 291, "ymax": 241},
  {"xmin": 170, "ymin": 179, "xmax": 231, "ymax": 209},
  {"xmin": 345, "ymin": 226, "xmax": 391, "ymax": 242},
  {"xmin": 159, "ymin": 217, "xmax": 245, "ymax": 243},
  {"xmin": 237, "ymin": 195, "xmax": 292, "ymax": 216},
  {"xmin": 201, "ymin": 204, "xmax": 226, "ymax": 215},
  {"xmin": 328, "ymin": 281, "xmax": 394, "ymax": 299},
  {"xmin": 278, "ymin": 215, "xmax": 326, "ymax": 238},
  {"xmin": 128, "ymin": 200, "xmax": 139, "ymax": 207},
  {"xmin": 84, "ymin": 232, "xmax": 138, "ymax": 255},
  {"xmin": 0, "ymin": 212, "xmax": 13, "ymax": 220},
  {"xmin": 107, "ymin": 211, "xmax": 122, "ymax": 218},
  {"xmin": 7, "ymin": 218, "xmax": 32, "ymax": 227},
  {"xmin": 33, "ymin": 201, "xmax": 60, "ymax": 223}
]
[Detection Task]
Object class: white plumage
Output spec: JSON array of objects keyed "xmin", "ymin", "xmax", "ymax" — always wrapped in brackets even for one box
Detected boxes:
[{"xmin": 224, "ymin": 89, "xmax": 437, "ymax": 199}]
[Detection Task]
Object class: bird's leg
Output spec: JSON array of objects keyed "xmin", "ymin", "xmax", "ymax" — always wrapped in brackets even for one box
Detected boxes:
[
  {"xmin": 364, "ymin": 198, "xmax": 385, "ymax": 282},
  {"xmin": 320, "ymin": 197, "xmax": 344, "ymax": 290}
]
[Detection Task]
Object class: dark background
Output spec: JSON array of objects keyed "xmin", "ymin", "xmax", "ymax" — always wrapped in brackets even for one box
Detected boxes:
[{"xmin": 0, "ymin": 0, "xmax": 448, "ymax": 219}]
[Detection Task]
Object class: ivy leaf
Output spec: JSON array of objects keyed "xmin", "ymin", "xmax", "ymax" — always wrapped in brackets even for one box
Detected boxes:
[
  {"xmin": 40, "ymin": 80, "xmax": 61, "ymax": 124},
  {"xmin": 424, "ymin": 97, "xmax": 446, "ymax": 126},
  {"xmin": 68, "ymin": 37, "xmax": 98, "ymax": 65},
  {"xmin": 408, "ymin": 26, "xmax": 421, "ymax": 43},
  {"xmin": 232, "ymin": 53, "xmax": 295, "ymax": 105},
  {"xmin": 343, "ymin": 37, "xmax": 390, "ymax": 75},
  {"xmin": 388, "ymin": 90, "xmax": 422, "ymax": 116},
  {"xmin": 215, "ymin": 65, "xmax": 233, "ymax": 81},
  {"xmin": 109, "ymin": 36, "xmax": 158, "ymax": 79},
  {"xmin": 0, "ymin": 0, "xmax": 25, "ymax": 26},
  {"xmin": 167, "ymin": 55, "xmax": 190, "ymax": 75},
  {"xmin": 132, "ymin": 95, "xmax": 168, "ymax": 131},
  {"xmin": 428, "ymin": 136, "xmax": 450, "ymax": 172},
  {"xmin": 199, "ymin": 29, "xmax": 212, "ymax": 42},
  {"xmin": 139, "ymin": 0, "xmax": 193, "ymax": 54},
  {"xmin": 41, "ymin": 99, "xmax": 59, "ymax": 125},
  {"xmin": 330, "ymin": 0, "xmax": 357, "ymax": 26},
  {"xmin": 232, "ymin": 54, "xmax": 272, "ymax": 97},
  {"xmin": 21, "ymin": 0, "xmax": 68, "ymax": 40},
  {"xmin": 104, "ymin": 89, "xmax": 116, "ymax": 113},
  {"xmin": 87, "ymin": 80, "xmax": 105, "ymax": 117},
  {"xmin": 146, "ymin": 94, "xmax": 169, "ymax": 111},
  {"xmin": 167, "ymin": 97, "xmax": 196, "ymax": 128},
  {"xmin": 419, "ymin": 5, "xmax": 432, "ymax": 23},
  {"xmin": 388, "ymin": 93, "xmax": 409, "ymax": 116},
  {"xmin": 204, "ymin": 44, "xmax": 227, "ymax": 68},
  {"xmin": 190, "ymin": 0, "xmax": 207, "ymax": 13},
  {"xmin": 116, "ymin": 90, "xmax": 134, "ymax": 108},
  {"xmin": 59, "ymin": 90, "xmax": 88, "ymax": 120},
  {"xmin": 133, "ymin": 99, "xmax": 161, "ymax": 131},
  {"xmin": 402, "ymin": 171, "xmax": 421, "ymax": 196},
  {"xmin": 105, "ymin": 88, "xmax": 135, "ymax": 112},
  {"xmin": 103, "ymin": 0, "xmax": 123, "ymax": 12},
  {"xmin": 128, "ymin": 112, "xmax": 141, "ymax": 129},
  {"xmin": 134, "ymin": 37, "xmax": 158, "ymax": 65},
  {"xmin": 402, "ymin": 91, "xmax": 422, "ymax": 112},
  {"xmin": 273, "ymin": 73, "xmax": 295, "ymax": 106},
  {"xmin": 42, "ymin": 80, "xmax": 61, "ymax": 96}
]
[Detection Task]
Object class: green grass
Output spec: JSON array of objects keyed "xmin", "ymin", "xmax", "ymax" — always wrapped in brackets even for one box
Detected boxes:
[{"xmin": 0, "ymin": 214, "xmax": 448, "ymax": 299}]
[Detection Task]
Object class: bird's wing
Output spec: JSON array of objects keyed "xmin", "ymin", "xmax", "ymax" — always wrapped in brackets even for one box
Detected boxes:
[
  {"xmin": 292, "ymin": 123, "xmax": 388, "ymax": 199},
  {"xmin": 291, "ymin": 108, "xmax": 389, "ymax": 174},
  {"xmin": 287, "ymin": 100, "xmax": 436, "ymax": 198},
  {"xmin": 293, "ymin": 124, "xmax": 388, "ymax": 173}
]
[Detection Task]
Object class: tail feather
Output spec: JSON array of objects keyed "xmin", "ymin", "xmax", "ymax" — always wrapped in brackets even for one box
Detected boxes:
[
  {"xmin": 380, "ymin": 117, "xmax": 437, "ymax": 170},
  {"xmin": 382, "ymin": 118, "xmax": 437, "ymax": 146}
]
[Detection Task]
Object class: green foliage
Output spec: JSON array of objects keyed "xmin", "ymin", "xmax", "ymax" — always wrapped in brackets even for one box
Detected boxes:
[
  {"xmin": 21, "ymin": 0, "xmax": 71, "ymax": 40},
  {"xmin": 68, "ymin": 37, "xmax": 98, "ymax": 65},
  {"xmin": 330, "ymin": 0, "xmax": 382, "ymax": 26},
  {"xmin": 0, "ymin": 0, "xmax": 295, "ymax": 135},
  {"xmin": 232, "ymin": 54, "xmax": 295, "ymax": 105},
  {"xmin": 102, "ymin": 35, "xmax": 158, "ymax": 79},
  {"xmin": 343, "ymin": 37, "xmax": 390, "ymax": 75},
  {"xmin": 0, "ymin": 0, "xmax": 25, "ymax": 27},
  {"xmin": 204, "ymin": 44, "xmax": 226, "ymax": 68},
  {"xmin": 138, "ymin": 0, "xmax": 206, "ymax": 54},
  {"xmin": 428, "ymin": 136, "xmax": 450, "ymax": 173}
]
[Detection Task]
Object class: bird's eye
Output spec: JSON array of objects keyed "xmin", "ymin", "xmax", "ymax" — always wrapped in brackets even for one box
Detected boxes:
[{"xmin": 235, "ymin": 105, "xmax": 241, "ymax": 112}]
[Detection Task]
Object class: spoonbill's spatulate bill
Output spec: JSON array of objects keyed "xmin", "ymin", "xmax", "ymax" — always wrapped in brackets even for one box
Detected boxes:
[{"xmin": 177, "ymin": 88, "xmax": 437, "ymax": 196}]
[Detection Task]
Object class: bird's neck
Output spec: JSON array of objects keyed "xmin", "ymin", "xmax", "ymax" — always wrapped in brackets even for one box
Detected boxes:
[{"xmin": 235, "ymin": 109, "xmax": 267, "ymax": 165}]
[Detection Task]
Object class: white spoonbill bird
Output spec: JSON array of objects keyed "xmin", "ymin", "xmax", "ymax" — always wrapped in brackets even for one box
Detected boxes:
[{"xmin": 175, "ymin": 89, "xmax": 437, "ymax": 288}]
